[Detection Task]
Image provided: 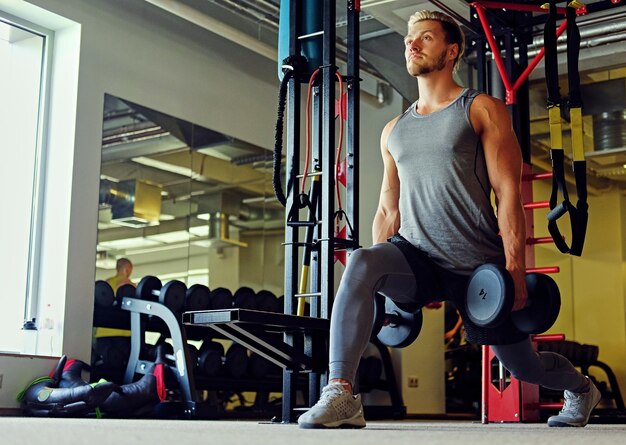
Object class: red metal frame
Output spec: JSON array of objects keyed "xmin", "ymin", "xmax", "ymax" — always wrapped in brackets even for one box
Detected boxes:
[
  {"xmin": 526, "ymin": 266, "xmax": 560, "ymax": 274},
  {"xmin": 527, "ymin": 236, "xmax": 557, "ymax": 245},
  {"xmin": 523, "ymin": 200, "xmax": 550, "ymax": 210},
  {"xmin": 484, "ymin": 334, "xmax": 565, "ymax": 423},
  {"xmin": 470, "ymin": 1, "xmax": 568, "ymax": 104}
]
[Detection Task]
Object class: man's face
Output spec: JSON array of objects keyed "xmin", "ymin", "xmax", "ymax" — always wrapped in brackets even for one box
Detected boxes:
[{"xmin": 404, "ymin": 20, "xmax": 454, "ymax": 77}]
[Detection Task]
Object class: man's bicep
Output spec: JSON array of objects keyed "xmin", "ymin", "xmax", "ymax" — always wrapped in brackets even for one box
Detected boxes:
[
  {"xmin": 378, "ymin": 148, "xmax": 400, "ymax": 211},
  {"xmin": 479, "ymin": 100, "xmax": 522, "ymax": 196}
]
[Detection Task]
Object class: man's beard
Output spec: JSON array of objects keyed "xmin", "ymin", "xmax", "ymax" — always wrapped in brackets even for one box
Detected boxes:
[{"xmin": 407, "ymin": 49, "xmax": 448, "ymax": 76}]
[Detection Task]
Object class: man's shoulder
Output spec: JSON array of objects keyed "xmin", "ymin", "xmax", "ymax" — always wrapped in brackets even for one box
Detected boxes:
[
  {"xmin": 382, "ymin": 115, "xmax": 402, "ymax": 140},
  {"xmin": 470, "ymin": 92, "xmax": 502, "ymax": 107},
  {"xmin": 469, "ymin": 93, "xmax": 509, "ymax": 127}
]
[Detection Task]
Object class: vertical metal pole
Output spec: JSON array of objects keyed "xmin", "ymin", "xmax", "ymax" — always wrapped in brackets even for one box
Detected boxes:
[
  {"xmin": 282, "ymin": 0, "xmax": 301, "ymax": 424},
  {"xmin": 517, "ymin": 40, "xmax": 531, "ymax": 164},
  {"xmin": 476, "ymin": 38, "xmax": 488, "ymax": 93},
  {"xmin": 307, "ymin": 84, "xmax": 322, "ymax": 407},
  {"xmin": 320, "ymin": 0, "xmax": 336, "ymax": 321},
  {"xmin": 347, "ymin": 0, "xmax": 360, "ymax": 259}
]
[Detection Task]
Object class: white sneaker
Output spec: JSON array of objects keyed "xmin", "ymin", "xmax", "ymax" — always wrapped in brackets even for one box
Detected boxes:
[
  {"xmin": 297, "ymin": 382, "xmax": 366, "ymax": 429},
  {"xmin": 547, "ymin": 379, "xmax": 602, "ymax": 427}
]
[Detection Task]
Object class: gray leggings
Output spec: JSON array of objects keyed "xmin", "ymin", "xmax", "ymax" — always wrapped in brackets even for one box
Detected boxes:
[{"xmin": 329, "ymin": 242, "xmax": 587, "ymax": 392}]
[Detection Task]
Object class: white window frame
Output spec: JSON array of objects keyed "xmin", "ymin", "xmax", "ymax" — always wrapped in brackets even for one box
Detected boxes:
[{"xmin": 0, "ymin": 10, "xmax": 53, "ymax": 333}]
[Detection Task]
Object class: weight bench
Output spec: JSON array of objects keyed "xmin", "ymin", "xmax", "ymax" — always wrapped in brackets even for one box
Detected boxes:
[
  {"xmin": 182, "ymin": 309, "xmax": 329, "ymax": 373},
  {"xmin": 183, "ymin": 308, "xmax": 330, "ymax": 422}
]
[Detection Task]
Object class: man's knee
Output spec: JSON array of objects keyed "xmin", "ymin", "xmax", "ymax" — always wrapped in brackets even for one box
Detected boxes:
[{"xmin": 344, "ymin": 248, "xmax": 381, "ymax": 284}]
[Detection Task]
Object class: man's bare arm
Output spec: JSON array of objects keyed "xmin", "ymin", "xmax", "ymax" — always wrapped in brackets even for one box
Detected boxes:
[
  {"xmin": 471, "ymin": 95, "xmax": 528, "ymax": 310},
  {"xmin": 372, "ymin": 118, "xmax": 401, "ymax": 244}
]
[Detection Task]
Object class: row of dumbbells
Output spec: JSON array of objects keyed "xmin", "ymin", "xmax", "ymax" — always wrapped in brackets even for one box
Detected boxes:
[
  {"xmin": 94, "ymin": 277, "xmax": 284, "ymax": 314},
  {"xmin": 145, "ymin": 340, "xmax": 280, "ymax": 380}
]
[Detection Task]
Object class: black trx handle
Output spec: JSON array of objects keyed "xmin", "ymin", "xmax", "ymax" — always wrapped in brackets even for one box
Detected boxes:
[
  {"xmin": 287, "ymin": 193, "xmax": 318, "ymax": 227},
  {"xmin": 544, "ymin": 1, "xmax": 588, "ymax": 256}
]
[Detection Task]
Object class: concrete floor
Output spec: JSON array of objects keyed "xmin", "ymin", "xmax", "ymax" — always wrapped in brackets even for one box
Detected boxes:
[{"xmin": 1, "ymin": 417, "xmax": 625, "ymax": 445}]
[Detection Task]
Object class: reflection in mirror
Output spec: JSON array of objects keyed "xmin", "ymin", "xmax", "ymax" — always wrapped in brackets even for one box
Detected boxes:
[{"xmin": 95, "ymin": 94, "xmax": 284, "ymax": 302}]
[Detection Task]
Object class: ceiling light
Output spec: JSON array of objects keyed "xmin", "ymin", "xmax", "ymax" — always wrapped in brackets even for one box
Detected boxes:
[
  {"xmin": 189, "ymin": 225, "xmax": 210, "ymax": 237},
  {"xmin": 98, "ymin": 237, "xmax": 163, "ymax": 250},
  {"xmin": 146, "ymin": 231, "xmax": 191, "ymax": 244},
  {"xmin": 132, "ymin": 156, "xmax": 200, "ymax": 179}
]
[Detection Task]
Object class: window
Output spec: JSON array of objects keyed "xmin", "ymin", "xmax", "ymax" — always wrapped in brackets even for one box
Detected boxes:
[{"xmin": 0, "ymin": 12, "xmax": 52, "ymax": 353}]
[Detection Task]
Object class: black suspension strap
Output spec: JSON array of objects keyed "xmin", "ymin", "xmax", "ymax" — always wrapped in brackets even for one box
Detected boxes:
[
  {"xmin": 544, "ymin": 1, "xmax": 588, "ymax": 256},
  {"xmin": 273, "ymin": 66, "xmax": 293, "ymax": 208},
  {"xmin": 564, "ymin": 2, "xmax": 588, "ymax": 256}
]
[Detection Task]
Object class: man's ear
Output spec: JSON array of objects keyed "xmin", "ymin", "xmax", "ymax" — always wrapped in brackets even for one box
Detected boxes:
[{"xmin": 448, "ymin": 43, "xmax": 459, "ymax": 61}]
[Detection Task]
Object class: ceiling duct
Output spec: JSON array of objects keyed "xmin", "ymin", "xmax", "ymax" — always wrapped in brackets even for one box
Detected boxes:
[
  {"xmin": 581, "ymin": 79, "xmax": 626, "ymax": 180},
  {"xmin": 589, "ymin": 110, "xmax": 626, "ymax": 179},
  {"xmin": 204, "ymin": 212, "xmax": 248, "ymax": 248},
  {"xmin": 593, "ymin": 110, "xmax": 626, "ymax": 152},
  {"xmin": 100, "ymin": 179, "xmax": 163, "ymax": 227},
  {"xmin": 196, "ymin": 191, "xmax": 248, "ymax": 248}
]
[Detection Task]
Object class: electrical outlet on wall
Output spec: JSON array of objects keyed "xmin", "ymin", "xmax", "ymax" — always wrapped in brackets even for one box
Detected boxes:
[{"xmin": 408, "ymin": 375, "xmax": 419, "ymax": 388}]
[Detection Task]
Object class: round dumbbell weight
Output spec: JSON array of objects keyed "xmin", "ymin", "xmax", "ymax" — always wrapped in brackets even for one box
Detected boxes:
[
  {"xmin": 116, "ymin": 283, "xmax": 136, "ymax": 302},
  {"xmin": 186, "ymin": 343, "xmax": 199, "ymax": 369},
  {"xmin": 94, "ymin": 337, "xmax": 131, "ymax": 375},
  {"xmin": 256, "ymin": 290, "xmax": 281, "ymax": 313},
  {"xmin": 276, "ymin": 295, "xmax": 284, "ymax": 313},
  {"xmin": 210, "ymin": 287, "xmax": 234, "ymax": 309},
  {"xmin": 359, "ymin": 356, "xmax": 383, "ymax": 389},
  {"xmin": 197, "ymin": 341, "xmax": 225, "ymax": 376},
  {"xmin": 224, "ymin": 343, "xmax": 249, "ymax": 378},
  {"xmin": 248, "ymin": 352, "xmax": 279, "ymax": 379},
  {"xmin": 94, "ymin": 280, "xmax": 115, "ymax": 307},
  {"xmin": 233, "ymin": 286, "xmax": 257, "ymax": 310},
  {"xmin": 465, "ymin": 264, "xmax": 561, "ymax": 334},
  {"xmin": 372, "ymin": 293, "xmax": 423, "ymax": 348},
  {"xmin": 136, "ymin": 276, "xmax": 186, "ymax": 313},
  {"xmin": 185, "ymin": 284, "xmax": 211, "ymax": 311}
]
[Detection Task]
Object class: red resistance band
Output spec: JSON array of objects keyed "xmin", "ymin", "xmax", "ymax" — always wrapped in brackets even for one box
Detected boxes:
[{"xmin": 470, "ymin": 1, "xmax": 568, "ymax": 105}]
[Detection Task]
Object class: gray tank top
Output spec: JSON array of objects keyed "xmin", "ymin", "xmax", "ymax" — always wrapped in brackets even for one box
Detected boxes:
[{"xmin": 387, "ymin": 88, "xmax": 504, "ymax": 275}]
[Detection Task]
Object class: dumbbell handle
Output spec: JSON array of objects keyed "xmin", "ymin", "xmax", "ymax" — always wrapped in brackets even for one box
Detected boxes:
[
  {"xmin": 383, "ymin": 312, "xmax": 404, "ymax": 327},
  {"xmin": 151, "ymin": 289, "xmax": 161, "ymax": 296}
]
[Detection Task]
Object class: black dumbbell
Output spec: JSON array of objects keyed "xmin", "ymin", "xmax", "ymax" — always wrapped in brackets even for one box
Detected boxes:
[
  {"xmin": 210, "ymin": 287, "xmax": 234, "ymax": 309},
  {"xmin": 185, "ymin": 284, "xmax": 211, "ymax": 311},
  {"xmin": 197, "ymin": 341, "xmax": 225, "ymax": 376},
  {"xmin": 359, "ymin": 356, "xmax": 383, "ymax": 388},
  {"xmin": 233, "ymin": 286, "xmax": 257, "ymax": 310},
  {"xmin": 136, "ymin": 276, "xmax": 186, "ymax": 313},
  {"xmin": 187, "ymin": 343, "xmax": 199, "ymax": 369},
  {"xmin": 465, "ymin": 263, "xmax": 561, "ymax": 334},
  {"xmin": 372, "ymin": 293, "xmax": 423, "ymax": 348},
  {"xmin": 256, "ymin": 290, "xmax": 281, "ymax": 313},
  {"xmin": 94, "ymin": 280, "xmax": 116, "ymax": 307},
  {"xmin": 248, "ymin": 352, "xmax": 279, "ymax": 379},
  {"xmin": 116, "ymin": 283, "xmax": 136, "ymax": 302},
  {"xmin": 224, "ymin": 343, "xmax": 249, "ymax": 378}
]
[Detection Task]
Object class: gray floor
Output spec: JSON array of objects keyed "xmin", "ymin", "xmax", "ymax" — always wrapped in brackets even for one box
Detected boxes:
[{"xmin": 1, "ymin": 417, "xmax": 625, "ymax": 445}]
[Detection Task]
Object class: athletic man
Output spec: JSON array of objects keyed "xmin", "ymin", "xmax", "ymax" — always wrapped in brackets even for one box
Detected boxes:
[
  {"xmin": 298, "ymin": 10, "xmax": 600, "ymax": 429},
  {"xmin": 106, "ymin": 258, "xmax": 135, "ymax": 291}
]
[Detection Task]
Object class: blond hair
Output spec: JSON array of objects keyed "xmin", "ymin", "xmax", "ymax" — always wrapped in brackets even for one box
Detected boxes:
[{"xmin": 408, "ymin": 10, "xmax": 465, "ymax": 73}]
